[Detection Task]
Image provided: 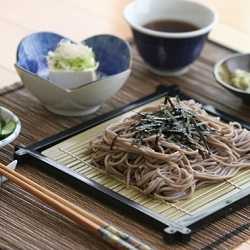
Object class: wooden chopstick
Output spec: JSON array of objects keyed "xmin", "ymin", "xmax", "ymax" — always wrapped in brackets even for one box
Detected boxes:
[{"xmin": 0, "ymin": 163, "xmax": 152, "ymax": 250}]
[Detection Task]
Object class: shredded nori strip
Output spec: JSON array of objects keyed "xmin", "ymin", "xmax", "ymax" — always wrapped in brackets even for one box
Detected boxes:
[
  {"xmin": 111, "ymin": 96, "xmax": 219, "ymax": 157},
  {"xmin": 133, "ymin": 96, "xmax": 217, "ymax": 156}
]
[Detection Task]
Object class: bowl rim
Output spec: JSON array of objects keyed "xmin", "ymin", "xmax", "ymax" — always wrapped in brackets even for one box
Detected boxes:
[
  {"xmin": 0, "ymin": 106, "xmax": 21, "ymax": 147},
  {"xmin": 123, "ymin": 0, "xmax": 218, "ymax": 39},
  {"xmin": 213, "ymin": 53, "xmax": 250, "ymax": 95}
]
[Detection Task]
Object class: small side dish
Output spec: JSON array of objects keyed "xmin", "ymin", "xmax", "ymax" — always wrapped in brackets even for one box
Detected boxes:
[
  {"xmin": 213, "ymin": 53, "xmax": 250, "ymax": 104},
  {"xmin": 0, "ymin": 106, "xmax": 21, "ymax": 147},
  {"xmin": 47, "ymin": 39, "xmax": 99, "ymax": 89}
]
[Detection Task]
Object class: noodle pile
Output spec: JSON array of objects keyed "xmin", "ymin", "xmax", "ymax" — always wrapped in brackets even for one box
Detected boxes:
[{"xmin": 89, "ymin": 97, "xmax": 250, "ymax": 202}]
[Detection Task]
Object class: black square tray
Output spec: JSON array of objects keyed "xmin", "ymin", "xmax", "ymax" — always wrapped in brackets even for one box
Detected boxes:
[{"xmin": 14, "ymin": 85, "xmax": 250, "ymax": 243}]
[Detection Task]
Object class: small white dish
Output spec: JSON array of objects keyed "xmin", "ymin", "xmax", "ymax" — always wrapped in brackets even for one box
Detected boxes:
[
  {"xmin": 214, "ymin": 53, "xmax": 250, "ymax": 104},
  {"xmin": 0, "ymin": 107, "xmax": 21, "ymax": 148}
]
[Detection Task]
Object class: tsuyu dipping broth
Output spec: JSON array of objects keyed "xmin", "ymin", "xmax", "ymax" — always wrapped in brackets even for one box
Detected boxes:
[{"xmin": 143, "ymin": 19, "xmax": 199, "ymax": 33}]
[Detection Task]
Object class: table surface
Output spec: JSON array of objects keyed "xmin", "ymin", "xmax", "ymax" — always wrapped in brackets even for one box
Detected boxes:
[
  {"xmin": 1, "ymin": 0, "xmax": 250, "ymax": 89},
  {"xmin": 1, "ymin": 1, "xmax": 250, "ymax": 249}
]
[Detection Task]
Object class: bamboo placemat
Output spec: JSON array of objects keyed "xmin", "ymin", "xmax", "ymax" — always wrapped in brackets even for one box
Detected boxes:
[{"xmin": 0, "ymin": 41, "xmax": 250, "ymax": 250}]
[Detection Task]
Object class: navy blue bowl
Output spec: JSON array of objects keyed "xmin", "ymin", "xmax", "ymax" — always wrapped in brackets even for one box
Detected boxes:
[
  {"xmin": 124, "ymin": 0, "xmax": 218, "ymax": 76},
  {"xmin": 132, "ymin": 28, "xmax": 208, "ymax": 72}
]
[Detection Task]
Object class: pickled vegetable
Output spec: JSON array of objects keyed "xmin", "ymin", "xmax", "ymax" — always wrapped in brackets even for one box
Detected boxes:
[
  {"xmin": 230, "ymin": 69, "xmax": 250, "ymax": 91},
  {"xmin": 0, "ymin": 120, "xmax": 17, "ymax": 138}
]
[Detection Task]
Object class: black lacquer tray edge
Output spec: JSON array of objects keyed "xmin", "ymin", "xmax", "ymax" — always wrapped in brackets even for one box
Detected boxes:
[{"xmin": 14, "ymin": 85, "xmax": 250, "ymax": 243}]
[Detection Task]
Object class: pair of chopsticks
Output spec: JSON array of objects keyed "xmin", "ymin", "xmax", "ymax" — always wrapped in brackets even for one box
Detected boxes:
[{"xmin": 0, "ymin": 162, "xmax": 152, "ymax": 250}]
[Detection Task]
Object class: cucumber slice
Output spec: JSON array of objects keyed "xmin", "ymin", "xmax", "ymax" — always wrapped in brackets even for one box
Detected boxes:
[
  {"xmin": 0, "ymin": 121, "xmax": 2, "ymax": 134},
  {"xmin": 0, "ymin": 120, "xmax": 16, "ymax": 138},
  {"xmin": 0, "ymin": 117, "xmax": 5, "ymax": 132}
]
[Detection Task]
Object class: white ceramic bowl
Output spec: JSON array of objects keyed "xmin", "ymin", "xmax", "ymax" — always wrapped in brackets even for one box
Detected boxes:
[
  {"xmin": 0, "ymin": 107, "xmax": 21, "ymax": 148},
  {"xmin": 15, "ymin": 32, "xmax": 132, "ymax": 116}
]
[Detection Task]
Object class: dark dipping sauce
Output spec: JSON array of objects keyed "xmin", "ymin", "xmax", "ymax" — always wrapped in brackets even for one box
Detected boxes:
[{"xmin": 143, "ymin": 19, "xmax": 199, "ymax": 32}]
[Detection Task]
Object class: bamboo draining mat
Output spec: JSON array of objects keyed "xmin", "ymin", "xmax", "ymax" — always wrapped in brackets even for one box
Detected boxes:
[{"xmin": 0, "ymin": 41, "xmax": 249, "ymax": 249}]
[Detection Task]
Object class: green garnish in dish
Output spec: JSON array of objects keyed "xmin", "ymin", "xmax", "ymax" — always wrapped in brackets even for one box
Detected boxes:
[
  {"xmin": 47, "ymin": 39, "xmax": 98, "ymax": 72},
  {"xmin": 0, "ymin": 120, "xmax": 17, "ymax": 138}
]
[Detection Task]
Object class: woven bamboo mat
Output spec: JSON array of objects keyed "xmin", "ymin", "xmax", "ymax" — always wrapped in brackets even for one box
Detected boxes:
[{"xmin": 0, "ymin": 41, "xmax": 250, "ymax": 250}]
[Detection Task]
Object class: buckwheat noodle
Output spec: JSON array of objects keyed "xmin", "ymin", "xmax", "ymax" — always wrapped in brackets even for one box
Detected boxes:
[{"xmin": 89, "ymin": 98, "xmax": 250, "ymax": 202}]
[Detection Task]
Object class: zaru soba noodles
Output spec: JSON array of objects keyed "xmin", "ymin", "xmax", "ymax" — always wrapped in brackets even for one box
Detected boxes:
[{"xmin": 89, "ymin": 96, "xmax": 250, "ymax": 202}]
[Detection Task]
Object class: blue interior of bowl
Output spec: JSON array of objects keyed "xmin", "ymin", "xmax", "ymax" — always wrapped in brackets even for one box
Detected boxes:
[{"xmin": 16, "ymin": 32, "xmax": 131, "ymax": 78}]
